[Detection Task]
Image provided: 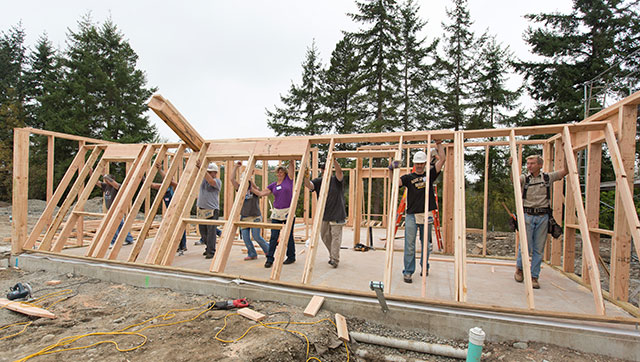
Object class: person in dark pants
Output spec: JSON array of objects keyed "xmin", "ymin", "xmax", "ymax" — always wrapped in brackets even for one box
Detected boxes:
[
  {"xmin": 303, "ymin": 158, "xmax": 346, "ymax": 268},
  {"xmin": 251, "ymin": 161, "xmax": 296, "ymax": 268},
  {"xmin": 147, "ymin": 163, "xmax": 187, "ymax": 254},
  {"xmin": 195, "ymin": 161, "xmax": 221, "ymax": 259}
]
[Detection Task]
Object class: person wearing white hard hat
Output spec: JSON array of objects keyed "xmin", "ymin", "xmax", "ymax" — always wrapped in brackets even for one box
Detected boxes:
[
  {"xmin": 400, "ymin": 140, "xmax": 446, "ymax": 283},
  {"xmin": 195, "ymin": 161, "xmax": 222, "ymax": 259}
]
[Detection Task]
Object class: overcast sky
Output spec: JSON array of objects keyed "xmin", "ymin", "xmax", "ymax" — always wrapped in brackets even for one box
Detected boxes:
[{"xmin": 3, "ymin": 1, "xmax": 573, "ymax": 143}]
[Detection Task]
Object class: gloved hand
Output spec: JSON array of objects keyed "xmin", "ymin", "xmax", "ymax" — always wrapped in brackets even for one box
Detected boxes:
[{"xmin": 388, "ymin": 160, "xmax": 401, "ymax": 171}]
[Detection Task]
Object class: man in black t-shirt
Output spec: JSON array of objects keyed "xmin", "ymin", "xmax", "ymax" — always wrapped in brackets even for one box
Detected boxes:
[
  {"xmin": 400, "ymin": 141, "xmax": 446, "ymax": 283},
  {"xmin": 304, "ymin": 158, "xmax": 346, "ymax": 268}
]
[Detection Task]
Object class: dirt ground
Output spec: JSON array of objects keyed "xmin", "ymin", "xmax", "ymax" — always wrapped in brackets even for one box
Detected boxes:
[
  {"xmin": 0, "ymin": 268, "xmax": 631, "ymax": 362},
  {"xmin": 0, "ymin": 200, "xmax": 637, "ymax": 361}
]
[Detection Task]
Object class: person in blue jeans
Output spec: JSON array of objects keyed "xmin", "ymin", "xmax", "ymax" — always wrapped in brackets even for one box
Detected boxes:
[
  {"xmin": 400, "ymin": 141, "xmax": 446, "ymax": 284},
  {"xmin": 512, "ymin": 155, "xmax": 567, "ymax": 289},
  {"xmin": 90, "ymin": 171, "xmax": 134, "ymax": 247},
  {"xmin": 251, "ymin": 161, "xmax": 296, "ymax": 268},
  {"xmin": 147, "ymin": 163, "xmax": 187, "ymax": 254},
  {"xmin": 231, "ymin": 161, "xmax": 269, "ymax": 260}
]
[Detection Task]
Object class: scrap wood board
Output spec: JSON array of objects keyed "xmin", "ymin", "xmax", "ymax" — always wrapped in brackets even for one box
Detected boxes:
[
  {"xmin": 0, "ymin": 298, "xmax": 56, "ymax": 319},
  {"xmin": 303, "ymin": 296, "xmax": 325, "ymax": 317}
]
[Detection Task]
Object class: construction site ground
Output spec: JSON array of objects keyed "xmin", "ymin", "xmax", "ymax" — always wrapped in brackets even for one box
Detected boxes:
[{"xmin": 0, "ymin": 199, "xmax": 638, "ymax": 361}]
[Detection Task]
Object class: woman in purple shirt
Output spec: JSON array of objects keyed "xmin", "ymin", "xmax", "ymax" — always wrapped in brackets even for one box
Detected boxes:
[{"xmin": 251, "ymin": 161, "xmax": 296, "ymax": 268}]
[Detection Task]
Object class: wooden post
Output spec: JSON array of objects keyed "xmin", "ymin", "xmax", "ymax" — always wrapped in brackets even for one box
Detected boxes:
[
  {"xmin": 211, "ymin": 154, "xmax": 257, "ymax": 273},
  {"xmin": 551, "ymin": 140, "xmax": 565, "ymax": 266},
  {"xmin": 509, "ymin": 130, "xmax": 535, "ymax": 309},
  {"xmin": 353, "ymin": 157, "xmax": 363, "ymax": 246},
  {"xmin": 224, "ymin": 160, "xmax": 233, "ymax": 219},
  {"xmin": 562, "ymin": 127, "xmax": 605, "ymax": 315},
  {"xmin": 563, "ymin": 151, "xmax": 576, "ymax": 273},
  {"xmin": 442, "ymin": 145, "xmax": 454, "ymax": 254},
  {"xmin": 261, "ymin": 161, "xmax": 269, "ymax": 238},
  {"xmin": 347, "ymin": 169, "xmax": 354, "ymax": 228},
  {"xmin": 270, "ymin": 143, "xmax": 312, "ymax": 280},
  {"xmin": 383, "ymin": 136, "xmax": 403, "ymax": 294},
  {"xmin": 453, "ymin": 132, "xmax": 467, "ymax": 302},
  {"xmin": 583, "ymin": 139, "xmax": 602, "ymax": 285},
  {"xmin": 301, "ymin": 139, "xmax": 335, "ymax": 284},
  {"xmin": 421, "ymin": 136, "xmax": 432, "ymax": 298},
  {"xmin": 365, "ymin": 157, "xmax": 373, "ymax": 239},
  {"xmin": 542, "ymin": 142, "xmax": 551, "ymax": 261},
  {"xmin": 75, "ymin": 142, "xmax": 86, "ymax": 246},
  {"xmin": 607, "ymin": 106, "xmax": 638, "ymax": 301},
  {"xmin": 11, "ymin": 128, "xmax": 30, "ymax": 254},
  {"xmin": 482, "ymin": 145, "xmax": 489, "ymax": 256},
  {"xmin": 46, "ymin": 135, "xmax": 54, "ymax": 201}
]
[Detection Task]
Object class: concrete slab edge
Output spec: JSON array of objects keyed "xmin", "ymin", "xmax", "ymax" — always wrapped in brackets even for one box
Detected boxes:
[{"xmin": 11, "ymin": 254, "xmax": 640, "ymax": 360}]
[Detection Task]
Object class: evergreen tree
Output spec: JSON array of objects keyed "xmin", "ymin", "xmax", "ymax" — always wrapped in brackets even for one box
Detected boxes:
[
  {"xmin": 0, "ymin": 24, "xmax": 27, "ymax": 201},
  {"xmin": 397, "ymin": 0, "xmax": 438, "ymax": 131},
  {"xmin": 438, "ymin": 0, "xmax": 481, "ymax": 131},
  {"xmin": 267, "ymin": 41, "xmax": 326, "ymax": 136},
  {"xmin": 348, "ymin": 0, "xmax": 401, "ymax": 132},
  {"xmin": 469, "ymin": 37, "xmax": 523, "ymax": 130},
  {"xmin": 321, "ymin": 35, "xmax": 366, "ymax": 142},
  {"xmin": 60, "ymin": 16, "xmax": 158, "ymax": 143},
  {"xmin": 518, "ymin": 0, "xmax": 640, "ymax": 126},
  {"xmin": 23, "ymin": 34, "xmax": 64, "ymax": 199}
]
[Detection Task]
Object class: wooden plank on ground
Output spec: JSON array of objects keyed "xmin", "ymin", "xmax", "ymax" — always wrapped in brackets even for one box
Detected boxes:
[
  {"xmin": 335, "ymin": 313, "xmax": 349, "ymax": 342},
  {"xmin": 237, "ymin": 308, "xmax": 266, "ymax": 322},
  {"xmin": 303, "ymin": 296, "xmax": 325, "ymax": 317},
  {"xmin": 0, "ymin": 298, "xmax": 56, "ymax": 319}
]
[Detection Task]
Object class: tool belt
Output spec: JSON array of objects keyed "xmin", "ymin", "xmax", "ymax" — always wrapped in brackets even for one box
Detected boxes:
[
  {"xmin": 523, "ymin": 207, "xmax": 551, "ymax": 215},
  {"xmin": 270, "ymin": 207, "xmax": 289, "ymax": 221},
  {"xmin": 197, "ymin": 207, "xmax": 216, "ymax": 219}
]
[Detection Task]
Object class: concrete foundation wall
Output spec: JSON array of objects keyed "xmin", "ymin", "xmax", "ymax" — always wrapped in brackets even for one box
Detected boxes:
[{"xmin": 11, "ymin": 253, "xmax": 640, "ymax": 360}]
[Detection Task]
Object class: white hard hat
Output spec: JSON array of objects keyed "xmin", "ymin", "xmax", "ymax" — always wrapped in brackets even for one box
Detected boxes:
[
  {"xmin": 412, "ymin": 151, "xmax": 427, "ymax": 164},
  {"xmin": 207, "ymin": 162, "xmax": 219, "ymax": 172}
]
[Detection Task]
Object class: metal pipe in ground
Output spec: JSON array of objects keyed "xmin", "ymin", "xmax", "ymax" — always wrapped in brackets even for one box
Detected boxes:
[{"xmin": 350, "ymin": 332, "xmax": 467, "ymax": 359}]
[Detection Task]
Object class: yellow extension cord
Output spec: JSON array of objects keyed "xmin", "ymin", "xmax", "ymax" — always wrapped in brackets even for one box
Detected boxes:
[{"xmin": 3, "ymin": 294, "xmax": 349, "ymax": 362}]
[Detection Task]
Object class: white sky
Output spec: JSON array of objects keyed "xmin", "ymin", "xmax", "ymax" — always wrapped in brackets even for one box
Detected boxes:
[{"xmin": 2, "ymin": 1, "xmax": 573, "ymax": 143}]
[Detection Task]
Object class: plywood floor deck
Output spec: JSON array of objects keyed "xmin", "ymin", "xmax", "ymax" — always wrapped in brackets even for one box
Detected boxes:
[{"xmin": 59, "ymin": 225, "xmax": 633, "ymax": 319}]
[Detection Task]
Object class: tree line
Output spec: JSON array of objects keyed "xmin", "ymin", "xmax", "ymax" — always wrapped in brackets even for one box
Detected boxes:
[
  {"xmin": 266, "ymin": 0, "xmax": 640, "ymax": 231},
  {"xmin": 0, "ymin": 15, "xmax": 158, "ymax": 201}
]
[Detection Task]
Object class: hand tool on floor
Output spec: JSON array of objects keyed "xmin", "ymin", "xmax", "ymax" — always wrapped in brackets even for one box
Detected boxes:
[
  {"xmin": 369, "ymin": 281, "xmax": 388, "ymax": 313},
  {"xmin": 207, "ymin": 298, "xmax": 250, "ymax": 310},
  {"xmin": 7, "ymin": 282, "xmax": 32, "ymax": 301}
]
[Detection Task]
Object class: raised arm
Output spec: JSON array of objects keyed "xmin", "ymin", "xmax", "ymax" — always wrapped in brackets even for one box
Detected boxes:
[
  {"xmin": 231, "ymin": 161, "xmax": 241, "ymax": 190},
  {"xmin": 154, "ymin": 162, "xmax": 177, "ymax": 188},
  {"xmin": 251, "ymin": 183, "xmax": 272, "ymax": 197},
  {"xmin": 434, "ymin": 140, "xmax": 446, "ymax": 173},
  {"xmin": 103, "ymin": 174, "xmax": 120, "ymax": 190},
  {"xmin": 334, "ymin": 159, "xmax": 343, "ymax": 182},
  {"xmin": 287, "ymin": 159, "xmax": 295, "ymax": 180}
]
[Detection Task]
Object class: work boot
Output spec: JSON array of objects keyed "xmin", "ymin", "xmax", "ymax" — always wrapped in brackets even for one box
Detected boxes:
[
  {"xmin": 328, "ymin": 260, "xmax": 338, "ymax": 268},
  {"xmin": 403, "ymin": 275, "xmax": 412, "ymax": 284},
  {"xmin": 514, "ymin": 268, "xmax": 524, "ymax": 283},
  {"xmin": 283, "ymin": 258, "xmax": 295, "ymax": 265},
  {"xmin": 264, "ymin": 261, "xmax": 273, "ymax": 268},
  {"xmin": 532, "ymin": 277, "xmax": 540, "ymax": 289}
]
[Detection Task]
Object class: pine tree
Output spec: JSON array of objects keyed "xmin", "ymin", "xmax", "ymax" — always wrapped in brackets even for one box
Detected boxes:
[
  {"xmin": 396, "ymin": 0, "xmax": 438, "ymax": 131},
  {"xmin": 61, "ymin": 16, "xmax": 158, "ymax": 143},
  {"xmin": 0, "ymin": 24, "xmax": 27, "ymax": 201},
  {"xmin": 348, "ymin": 0, "xmax": 401, "ymax": 132},
  {"xmin": 469, "ymin": 37, "xmax": 523, "ymax": 130},
  {"xmin": 267, "ymin": 41, "xmax": 326, "ymax": 136},
  {"xmin": 518, "ymin": 0, "xmax": 640, "ymax": 125},
  {"xmin": 438, "ymin": 0, "xmax": 480, "ymax": 131},
  {"xmin": 322, "ymin": 35, "xmax": 365, "ymax": 141}
]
